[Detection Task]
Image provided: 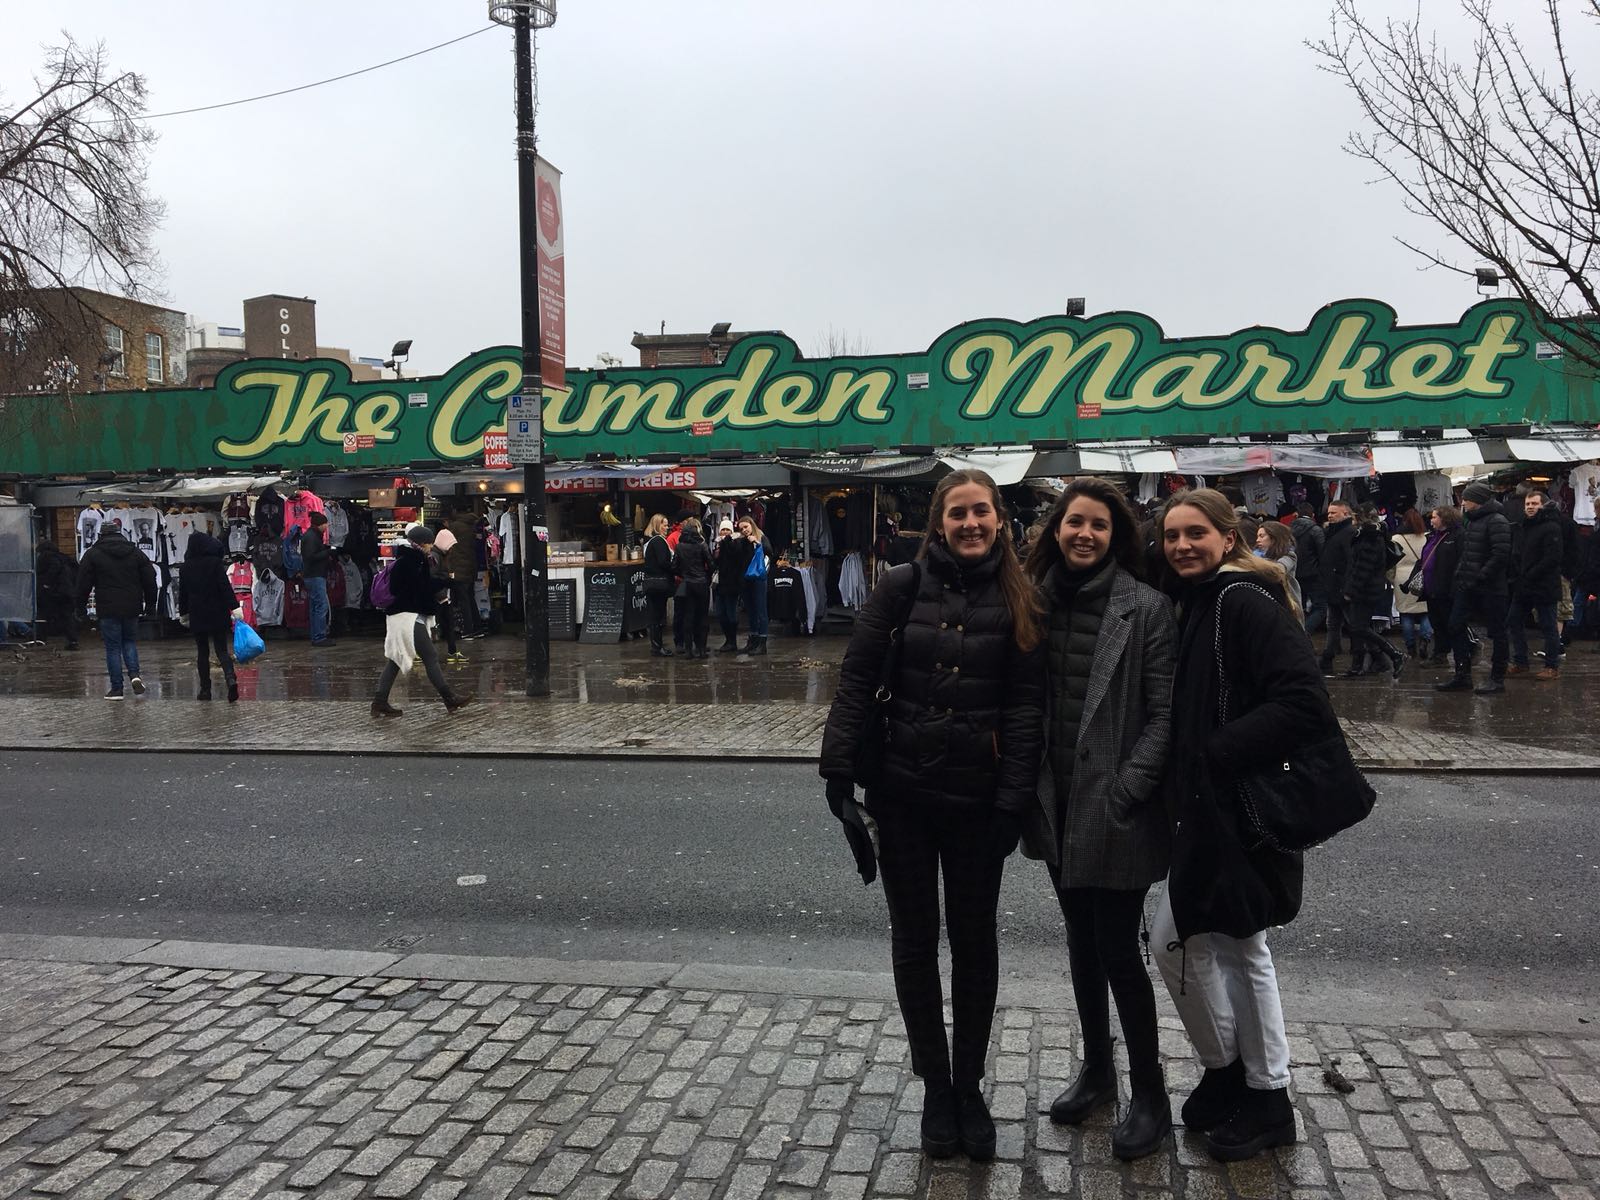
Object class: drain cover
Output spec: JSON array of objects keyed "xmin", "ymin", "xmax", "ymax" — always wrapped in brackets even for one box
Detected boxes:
[{"xmin": 377, "ymin": 933, "xmax": 425, "ymax": 950}]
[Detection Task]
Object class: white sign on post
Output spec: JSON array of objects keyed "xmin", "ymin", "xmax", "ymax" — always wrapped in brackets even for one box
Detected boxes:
[{"xmin": 506, "ymin": 392, "xmax": 542, "ymax": 464}]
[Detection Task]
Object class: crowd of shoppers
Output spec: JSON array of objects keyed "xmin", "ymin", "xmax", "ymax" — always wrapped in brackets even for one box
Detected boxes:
[{"xmin": 640, "ymin": 511, "xmax": 773, "ymax": 658}]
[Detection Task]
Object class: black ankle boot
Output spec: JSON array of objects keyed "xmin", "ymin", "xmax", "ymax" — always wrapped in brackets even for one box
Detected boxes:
[
  {"xmin": 1049, "ymin": 1063, "xmax": 1115, "ymax": 1125},
  {"xmin": 1112, "ymin": 1089, "xmax": 1171, "ymax": 1161},
  {"xmin": 716, "ymin": 635, "xmax": 738, "ymax": 652},
  {"xmin": 751, "ymin": 636, "xmax": 768, "ymax": 656},
  {"xmin": 1434, "ymin": 672, "xmax": 1472, "ymax": 691},
  {"xmin": 741, "ymin": 636, "xmax": 757, "ymax": 654},
  {"xmin": 955, "ymin": 1086, "xmax": 995, "ymax": 1161},
  {"xmin": 920, "ymin": 1079, "xmax": 958, "ymax": 1159},
  {"xmin": 1181, "ymin": 1058, "xmax": 1247, "ymax": 1132},
  {"xmin": 1205, "ymin": 1085, "xmax": 1296, "ymax": 1161}
]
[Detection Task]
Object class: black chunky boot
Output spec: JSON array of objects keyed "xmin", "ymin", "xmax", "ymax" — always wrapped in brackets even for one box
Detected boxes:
[
  {"xmin": 1181, "ymin": 1058, "xmax": 1247, "ymax": 1132},
  {"xmin": 1206, "ymin": 1085, "xmax": 1296, "ymax": 1161},
  {"xmin": 1112, "ymin": 1089, "xmax": 1171, "ymax": 1161},
  {"xmin": 920, "ymin": 1078, "xmax": 959, "ymax": 1159},
  {"xmin": 955, "ymin": 1086, "xmax": 995, "ymax": 1161},
  {"xmin": 750, "ymin": 636, "xmax": 768, "ymax": 656},
  {"xmin": 1049, "ymin": 1062, "xmax": 1116, "ymax": 1125}
]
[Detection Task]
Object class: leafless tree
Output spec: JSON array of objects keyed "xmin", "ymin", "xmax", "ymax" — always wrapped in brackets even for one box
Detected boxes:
[
  {"xmin": 810, "ymin": 324, "xmax": 873, "ymax": 358},
  {"xmin": 1316, "ymin": 0, "xmax": 1600, "ymax": 369},
  {"xmin": 0, "ymin": 35, "xmax": 164, "ymax": 383}
]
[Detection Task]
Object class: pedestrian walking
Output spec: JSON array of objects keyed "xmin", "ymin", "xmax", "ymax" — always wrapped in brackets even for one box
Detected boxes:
[
  {"xmin": 1316, "ymin": 500, "xmax": 1358, "ymax": 672},
  {"xmin": 432, "ymin": 528, "xmax": 464, "ymax": 662},
  {"xmin": 302, "ymin": 511, "xmax": 334, "ymax": 646},
  {"xmin": 1435, "ymin": 482, "xmax": 1513, "ymax": 694},
  {"xmin": 1152, "ymin": 487, "xmax": 1328, "ymax": 1162},
  {"xmin": 1254, "ymin": 521, "xmax": 1303, "ymax": 614},
  {"xmin": 641, "ymin": 514, "xmax": 675, "ymax": 657},
  {"xmin": 1021, "ymin": 479, "xmax": 1177, "ymax": 1161},
  {"xmin": 371, "ymin": 525, "xmax": 471, "ymax": 717},
  {"xmin": 1389, "ymin": 510, "xmax": 1433, "ymax": 659},
  {"xmin": 712, "ymin": 518, "xmax": 751, "ymax": 652},
  {"xmin": 177, "ymin": 532, "xmax": 240, "ymax": 702},
  {"xmin": 75, "ymin": 525, "xmax": 157, "ymax": 700},
  {"xmin": 738, "ymin": 516, "xmax": 774, "ymax": 655},
  {"xmin": 1420, "ymin": 507, "xmax": 1464, "ymax": 665},
  {"xmin": 1506, "ymin": 490, "xmax": 1563, "ymax": 679},
  {"xmin": 671, "ymin": 517, "xmax": 714, "ymax": 658},
  {"xmin": 1289, "ymin": 503, "xmax": 1325, "ymax": 631},
  {"xmin": 34, "ymin": 539, "xmax": 79, "ymax": 649},
  {"xmin": 1335, "ymin": 505, "xmax": 1405, "ymax": 679},
  {"xmin": 820, "ymin": 469, "xmax": 1045, "ymax": 1162}
]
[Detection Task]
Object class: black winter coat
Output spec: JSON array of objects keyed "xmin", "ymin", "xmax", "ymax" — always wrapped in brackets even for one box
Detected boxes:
[
  {"xmin": 302, "ymin": 524, "xmax": 330, "ymax": 579},
  {"xmin": 820, "ymin": 543, "xmax": 1046, "ymax": 816},
  {"xmin": 1289, "ymin": 517, "xmax": 1325, "ymax": 600},
  {"xmin": 1574, "ymin": 531, "xmax": 1600, "ymax": 597},
  {"xmin": 383, "ymin": 545, "xmax": 443, "ymax": 616},
  {"xmin": 76, "ymin": 529, "xmax": 157, "ymax": 619},
  {"xmin": 672, "ymin": 530, "xmax": 713, "ymax": 592},
  {"xmin": 1319, "ymin": 518, "xmax": 1356, "ymax": 600},
  {"xmin": 1343, "ymin": 525, "xmax": 1391, "ymax": 604},
  {"xmin": 1511, "ymin": 508, "xmax": 1562, "ymax": 603},
  {"xmin": 712, "ymin": 533, "xmax": 753, "ymax": 597},
  {"xmin": 1420, "ymin": 527, "xmax": 1462, "ymax": 601},
  {"xmin": 1454, "ymin": 500, "xmax": 1513, "ymax": 596},
  {"xmin": 35, "ymin": 544, "xmax": 76, "ymax": 599},
  {"xmin": 642, "ymin": 534, "xmax": 674, "ymax": 590},
  {"xmin": 1165, "ymin": 566, "xmax": 1332, "ymax": 940},
  {"xmin": 178, "ymin": 534, "xmax": 237, "ymax": 634}
]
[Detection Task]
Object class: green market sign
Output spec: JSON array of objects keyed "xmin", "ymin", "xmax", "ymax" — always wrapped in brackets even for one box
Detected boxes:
[{"xmin": 2, "ymin": 300, "xmax": 1594, "ymax": 476}]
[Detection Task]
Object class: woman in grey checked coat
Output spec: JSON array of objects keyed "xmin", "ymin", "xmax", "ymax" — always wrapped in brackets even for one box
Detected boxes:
[{"xmin": 1021, "ymin": 477, "xmax": 1177, "ymax": 1161}]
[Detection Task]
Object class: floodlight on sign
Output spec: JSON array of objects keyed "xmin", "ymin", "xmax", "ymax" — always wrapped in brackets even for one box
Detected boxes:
[{"xmin": 488, "ymin": 0, "xmax": 557, "ymax": 27}]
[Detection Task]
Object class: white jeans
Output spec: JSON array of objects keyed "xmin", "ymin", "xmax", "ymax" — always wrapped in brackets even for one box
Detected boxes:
[{"xmin": 1151, "ymin": 881, "xmax": 1291, "ymax": 1091}]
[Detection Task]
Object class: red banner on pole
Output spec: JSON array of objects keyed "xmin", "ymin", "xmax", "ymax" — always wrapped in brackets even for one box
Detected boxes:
[{"xmin": 535, "ymin": 156, "xmax": 565, "ymax": 390}]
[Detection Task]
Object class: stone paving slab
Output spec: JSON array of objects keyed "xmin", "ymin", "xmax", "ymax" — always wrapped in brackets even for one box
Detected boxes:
[
  {"xmin": 1, "ymin": 695, "xmax": 1598, "ymax": 773},
  {"xmin": 0, "ymin": 943, "xmax": 1595, "ymax": 1200}
]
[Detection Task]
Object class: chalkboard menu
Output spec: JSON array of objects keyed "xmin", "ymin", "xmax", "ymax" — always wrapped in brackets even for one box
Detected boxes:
[
  {"xmin": 547, "ymin": 578, "xmax": 577, "ymax": 641},
  {"xmin": 579, "ymin": 568, "xmax": 626, "ymax": 643},
  {"xmin": 621, "ymin": 565, "xmax": 650, "ymax": 636}
]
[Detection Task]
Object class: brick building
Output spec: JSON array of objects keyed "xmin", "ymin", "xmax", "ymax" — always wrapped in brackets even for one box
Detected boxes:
[
  {"xmin": 629, "ymin": 322, "xmax": 780, "ymax": 368},
  {"xmin": 0, "ymin": 287, "xmax": 186, "ymax": 396}
]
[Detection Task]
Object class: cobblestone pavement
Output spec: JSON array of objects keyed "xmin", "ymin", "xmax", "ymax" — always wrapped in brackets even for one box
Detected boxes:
[
  {"xmin": 3, "ymin": 631, "xmax": 1598, "ymax": 770},
  {"xmin": 0, "ymin": 940, "xmax": 1595, "ymax": 1199}
]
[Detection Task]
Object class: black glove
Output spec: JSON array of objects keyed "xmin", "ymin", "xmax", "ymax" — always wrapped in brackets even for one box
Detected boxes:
[
  {"xmin": 992, "ymin": 810, "xmax": 1023, "ymax": 858},
  {"xmin": 826, "ymin": 778, "xmax": 877, "ymax": 885}
]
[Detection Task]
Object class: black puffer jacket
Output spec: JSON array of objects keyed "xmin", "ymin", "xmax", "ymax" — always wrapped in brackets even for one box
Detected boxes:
[
  {"xmin": 1319, "ymin": 518, "xmax": 1356, "ymax": 599},
  {"xmin": 36, "ymin": 542, "xmax": 77, "ymax": 600},
  {"xmin": 1289, "ymin": 516, "xmax": 1324, "ymax": 600},
  {"xmin": 1343, "ymin": 524, "xmax": 1391, "ymax": 604},
  {"xmin": 713, "ymin": 533, "xmax": 753, "ymax": 597},
  {"xmin": 383, "ymin": 545, "xmax": 443, "ymax": 616},
  {"xmin": 821, "ymin": 542, "xmax": 1045, "ymax": 816},
  {"xmin": 1454, "ymin": 500, "xmax": 1513, "ymax": 596},
  {"xmin": 178, "ymin": 534, "xmax": 237, "ymax": 634},
  {"xmin": 1420, "ymin": 526, "xmax": 1463, "ymax": 601},
  {"xmin": 1511, "ymin": 507, "xmax": 1562, "ymax": 603},
  {"xmin": 75, "ymin": 528, "xmax": 157, "ymax": 619},
  {"xmin": 672, "ymin": 529, "xmax": 713, "ymax": 591}
]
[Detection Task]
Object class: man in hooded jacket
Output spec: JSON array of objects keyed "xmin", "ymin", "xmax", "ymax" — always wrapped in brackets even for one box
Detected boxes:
[
  {"xmin": 76, "ymin": 526, "xmax": 158, "ymax": 699},
  {"xmin": 1436, "ymin": 483, "xmax": 1513, "ymax": 695}
]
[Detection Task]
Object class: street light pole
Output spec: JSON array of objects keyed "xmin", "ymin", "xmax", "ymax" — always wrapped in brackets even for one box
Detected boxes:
[{"xmin": 490, "ymin": 0, "xmax": 557, "ymax": 697}]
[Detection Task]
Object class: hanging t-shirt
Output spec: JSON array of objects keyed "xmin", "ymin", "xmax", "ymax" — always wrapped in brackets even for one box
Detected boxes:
[
  {"xmin": 251, "ymin": 570, "xmax": 284, "ymax": 626},
  {"xmin": 497, "ymin": 508, "xmax": 518, "ymax": 567},
  {"xmin": 1241, "ymin": 471, "xmax": 1285, "ymax": 516},
  {"xmin": 102, "ymin": 506, "xmax": 134, "ymax": 540},
  {"xmin": 282, "ymin": 491, "xmax": 327, "ymax": 535},
  {"xmin": 341, "ymin": 559, "xmax": 366, "ymax": 608},
  {"xmin": 1569, "ymin": 462, "xmax": 1600, "ymax": 526},
  {"xmin": 127, "ymin": 506, "xmax": 162, "ymax": 563},
  {"xmin": 75, "ymin": 508, "xmax": 105, "ymax": 558},
  {"xmin": 227, "ymin": 520, "xmax": 251, "ymax": 555},
  {"xmin": 162, "ymin": 512, "xmax": 198, "ymax": 566},
  {"xmin": 325, "ymin": 504, "xmax": 350, "ymax": 548},
  {"xmin": 1414, "ymin": 472, "xmax": 1454, "ymax": 515},
  {"xmin": 229, "ymin": 562, "xmax": 256, "ymax": 627}
]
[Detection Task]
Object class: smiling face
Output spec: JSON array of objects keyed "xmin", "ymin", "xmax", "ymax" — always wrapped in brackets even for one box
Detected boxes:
[
  {"xmin": 1163, "ymin": 503, "xmax": 1234, "ymax": 578},
  {"xmin": 940, "ymin": 481, "xmax": 1000, "ymax": 561},
  {"xmin": 1056, "ymin": 495, "xmax": 1113, "ymax": 570}
]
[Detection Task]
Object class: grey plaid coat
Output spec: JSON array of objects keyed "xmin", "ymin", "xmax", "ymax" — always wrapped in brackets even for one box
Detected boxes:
[{"xmin": 1022, "ymin": 566, "xmax": 1177, "ymax": 888}]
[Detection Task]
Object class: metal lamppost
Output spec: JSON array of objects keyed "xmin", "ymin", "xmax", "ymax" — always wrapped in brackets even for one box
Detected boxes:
[{"xmin": 488, "ymin": 0, "xmax": 556, "ymax": 697}]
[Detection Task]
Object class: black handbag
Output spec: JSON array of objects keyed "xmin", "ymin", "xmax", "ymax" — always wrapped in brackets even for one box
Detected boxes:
[
  {"xmin": 851, "ymin": 562, "xmax": 922, "ymax": 790},
  {"xmin": 1214, "ymin": 580, "xmax": 1377, "ymax": 852}
]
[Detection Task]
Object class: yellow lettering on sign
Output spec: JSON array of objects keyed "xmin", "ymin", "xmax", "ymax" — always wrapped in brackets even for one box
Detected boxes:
[
  {"xmin": 685, "ymin": 349, "xmax": 774, "ymax": 427},
  {"xmin": 1285, "ymin": 314, "xmax": 1388, "ymax": 403},
  {"xmin": 430, "ymin": 361, "xmax": 519, "ymax": 458},
  {"xmin": 950, "ymin": 328, "xmax": 1135, "ymax": 419},
  {"xmin": 1455, "ymin": 314, "xmax": 1522, "ymax": 396},
  {"xmin": 815, "ymin": 369, "xmax": 894, "ymax": 423},
  {"xmin": 748, "ymin": 374, "xmax": 817, "ymax": 425},
  {"xmin": 353, "ymin": 394, "xmax": 402, "ymax": 440},
  {"xmin": 1117, "ymin": 352, "xmax": 1231, "ymax": 411},
  {"xmin": 546, "ymin": 379, "xmax": 681, "ymax": 436},
  {"xmin": 214, "ymin": 369, "xmax": 311, "ymax": 458}
]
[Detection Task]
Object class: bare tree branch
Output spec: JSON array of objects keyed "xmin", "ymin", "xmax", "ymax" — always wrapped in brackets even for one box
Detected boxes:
[{"xmin": 1314, "ymin": 0, "xmax": 1600, "ymax": 370}]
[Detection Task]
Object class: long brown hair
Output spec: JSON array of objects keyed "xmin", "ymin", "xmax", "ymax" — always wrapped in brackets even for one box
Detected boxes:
[
  {"xmin": 1157, "ymin": 487, "xmax": 1300, "ymax": 617},
  {"xmin": 919, "ymin": 469, "xmax": 1042, "ymax": 651},
  {"xmin": 1024, "ymin": 476, "xmax": 1143, "ymax": 583}
]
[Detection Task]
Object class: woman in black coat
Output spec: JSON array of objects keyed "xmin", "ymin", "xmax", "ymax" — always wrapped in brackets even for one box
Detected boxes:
[
  {"xmin": 1152, "ymin": 488, "xmax": 1336, "ymax": 1163},
  {"xmin": 671, "ymin": 518, "xmax": 714, "ymax": 659},
  {"xmin": 711, "ymin": 519, "xmax": 752, "ymax": 652},
  {"xmin": 1338, "ymin": 506, "xmax": 1404, "ymax": 678},
  {"xmin": 820, "ymin": 470, "xmax": 1045, "ymax": 1163},
  {"xmin": 641, "ymin": 514, "xmax": 675, "ymax": 657},
  {"xmin": 178, "ymin": 533, "xmax": 240, "ymax": 702},
  {"xmin": 1421, "ymin": 506, "xmax": 1464, "ymax": 665},
  {"xmin": 1022, "ymin": 479, "xmax": 1177, "ymax": 1160},
  {"xmin": 371, "ymin": 526, "xmax": 468, "ymax": 717}
]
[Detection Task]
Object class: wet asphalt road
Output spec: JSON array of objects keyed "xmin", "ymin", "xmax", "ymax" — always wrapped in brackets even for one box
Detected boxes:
[{"xmin": 0, "ymin": 753, "xmax": 1594, "ymax": 1017}]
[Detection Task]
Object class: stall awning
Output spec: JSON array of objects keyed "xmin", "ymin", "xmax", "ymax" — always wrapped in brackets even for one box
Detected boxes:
[
  {"xmin": 1505, "ymin": 435, "xmax": 1600, "ymax": 462},
  {"xmin": 1076, "ymin": 446, "xmax": 1178, "ymax": 474},
  {"xmin": 937, "ymin": 450, "xmax": 1039, "ymax": 486},
  {"xmin": 1174, "ymin": 444, "xmax": 1373, "ymax": 479},
  {"xmin": 82, "ymin": 474, "xmax": 283, "ymax": 499},
  {"xmin": 1370, "ymin": 442, "xmax": 1485, "ymax": 473}
]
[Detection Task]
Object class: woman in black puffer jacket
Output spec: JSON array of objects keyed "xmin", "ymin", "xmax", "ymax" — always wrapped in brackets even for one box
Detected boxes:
[
  {"xmin": 1338, "ymin": 506, "xmax": 1404, "ymax": 678},
  {"xmin": 820, "ymin": 470, "xmax": 1045, "ymax": 1163}
]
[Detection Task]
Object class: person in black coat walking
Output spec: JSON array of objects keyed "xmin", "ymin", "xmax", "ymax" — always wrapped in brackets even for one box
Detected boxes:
[
  {"xmin": 178, "ymin": 533, "xmax": 241, "ymax": 702},
  {"xmin": 1289, "ymin": 505, "xmax": 1325, "ymax": 631},
  {"xmin": 372, "ymin": 525, "xmax": 470, "ymax": 717},
  {"xmin": 1022, "ymin": 479, "xmax": 1177, "ymax": 1161},
  {"xmin": 1420, "ymin": 506, "xmax": 1465, "ymax": 665},
  {"xmin": 1151, "ymin": 488, "xmax": 1330, "ymax": 1163},
  {"xmin": 75, "ymin": 526, "xmax": 158, "ymax": 700},
  {"xmin": 1506, "ymin": 491, "xmax": 1564, "ymax": 678},
  {"xmin": 1436, "ymin": 483, "xmax": 1513, "ymax": 694},
  {"xmin": 1315, "ymin": 501, "xmax": 1358, "ymax": 672},
  {"xmin": 1335, "ymin": 506, "xmax": 1405, "ymax": 679},
  {"xmin": 711, "ymin": 518, "xmax": 752, "ymax": 652},
  {"xmin": 35, "ymin": 540, "xmax": 79, "ymax": 649},
  {"xmin": 820, "ymin": 470, "xmax": 1045, "ymax": 1163},
  {"xmin": 671, "ymin": 518, "xmax": 714, "ymax": 658}
]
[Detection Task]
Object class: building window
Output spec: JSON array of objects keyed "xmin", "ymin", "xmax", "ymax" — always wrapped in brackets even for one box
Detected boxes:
[
  {"xmin": 145, "ymin": 332, "xmax": 164, "ymax": 383},
  {"xmin": 104, "ymin": 326, "xmax": 125, "ymax": 376}
]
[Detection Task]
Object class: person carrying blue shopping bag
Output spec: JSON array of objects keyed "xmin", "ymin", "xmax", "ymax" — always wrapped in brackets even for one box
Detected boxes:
[
  {"xmin": 178, "ymin": 532, "xmax": 244, "ymax": 701},
  {"xmin": 738, "ymin": 516, "xmax": 773, "ymax": 655}
]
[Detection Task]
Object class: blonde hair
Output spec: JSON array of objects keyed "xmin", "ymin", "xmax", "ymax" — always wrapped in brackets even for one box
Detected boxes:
[
  {"xmin": 645, "ymin": 514, "xmax": 669, "ymax": 538},
  {"xmin": 737, "ymin": 516, "xmax": 765, "ymax": 543},
  {"xmin": 1158, "ymin": 488, "xmax": 1301, "ymax": 618},
  {"xmin": 682, "ymin": 516, "xmax": 702, "ymax": 536}
]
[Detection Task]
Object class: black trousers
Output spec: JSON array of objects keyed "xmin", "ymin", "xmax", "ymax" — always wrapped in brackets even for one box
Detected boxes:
[
  {"xmin": 374, "ymin": 619, "xmax": 452, "ymax": 702},
  {"xmin": 194, "ymin": 630, "xmax": 235, "ymax": 688},
  {"xmin": 1425, "ymin": 597, "xmax": 1453, "ymax": 653},
  {"xmin": 1342, "ymin": 599, "xmax": 1400, "ymax": 668},
  {"xmin": 1318, "ymin": 602, "xmax": 1348, "ymax": 667},
  {"xmin": 447, "ymin": 578, "xmax": 476, "ymax": 644},
  {"xmin": 1051, "ymin": 881, "xmax": 1163, "ymax": 1095},
  {"xmin": 646, "ymin": 592, "xmax": 670, "ymax": 648},
  {"xmin": 681, "ymin": 584, "xmax": 710, "ymax": 652},
  {"xmin": 872, "ymin": 800, "xmax": 1007, "ymax": 1088}
]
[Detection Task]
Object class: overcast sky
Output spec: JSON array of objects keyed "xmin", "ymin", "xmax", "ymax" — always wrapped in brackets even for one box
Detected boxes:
[{"xmin": 0, "ymin": 1, "xmax": 1571, "ymax": 374}]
